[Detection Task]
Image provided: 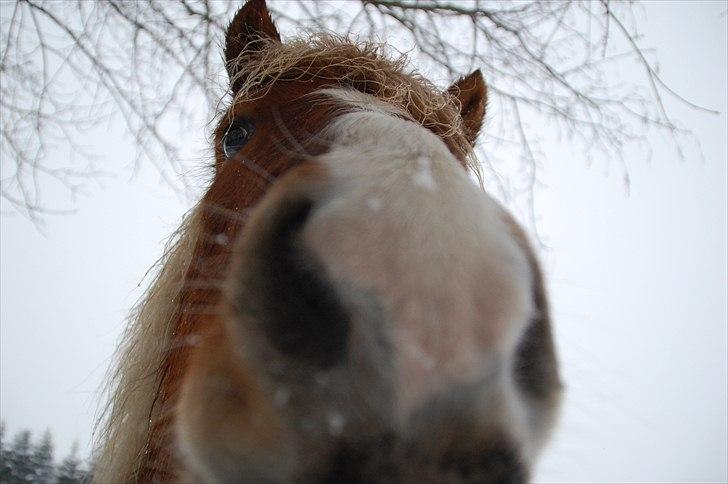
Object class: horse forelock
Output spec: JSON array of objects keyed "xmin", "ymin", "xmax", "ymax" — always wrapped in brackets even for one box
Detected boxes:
[{"xmin": 225, "ymin": 33, "xmax": 481, "ymax": 179}]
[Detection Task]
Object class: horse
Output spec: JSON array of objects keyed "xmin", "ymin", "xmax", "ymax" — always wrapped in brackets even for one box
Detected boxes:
[{"xmin": 93, "ymin": 0, "xmax": 561, "ymax": 482}]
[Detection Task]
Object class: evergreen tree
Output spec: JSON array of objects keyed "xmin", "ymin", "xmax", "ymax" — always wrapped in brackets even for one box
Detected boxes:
[
  {"xmin": 6, "ymin": 430, "xmax": 34, "ymax": 483},
  {"xmin": 55, "ymin": 443, "xmax": 86, "ymax": 484},
  {"xmin": 0, "ymin": 426, "xmax": 90, "ymax": 484},
  {"xmin": 30, "ymin": 431, "xmax": 54, "ymax": 483},
  {"xmin": 0, "ymin": 422, "xmax": 11, "ymax": 482}
]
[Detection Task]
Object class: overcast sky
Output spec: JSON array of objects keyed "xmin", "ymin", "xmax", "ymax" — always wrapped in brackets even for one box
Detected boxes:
[{"xmin": 1, "ymin": 1, "xmax": 726, "ymax": 482}]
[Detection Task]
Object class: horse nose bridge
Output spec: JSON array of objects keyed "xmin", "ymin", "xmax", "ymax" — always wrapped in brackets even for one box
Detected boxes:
[
  {"xmin": 226, "ymin": 144, "xmax": 534, "ymax": 412},
  {"xmin": 300, "ymin": 150, "xmax": 536, "ymax": 404}
]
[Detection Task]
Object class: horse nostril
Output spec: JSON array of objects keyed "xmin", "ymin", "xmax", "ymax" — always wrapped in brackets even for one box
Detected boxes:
[{"xmin": 231, "ymin": 185, "xmax": 351, "ymax": 369}]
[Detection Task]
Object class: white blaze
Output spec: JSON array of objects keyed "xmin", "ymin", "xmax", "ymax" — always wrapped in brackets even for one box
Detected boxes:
[{"xmin": 305, "ymin": 89, "xmax": 534, "ymax": 429}]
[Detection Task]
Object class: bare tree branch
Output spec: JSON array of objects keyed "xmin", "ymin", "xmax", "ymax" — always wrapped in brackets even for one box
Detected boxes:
[{"xmin": 0, "ymin": 0, "xmax": 716, "ymax": 227}]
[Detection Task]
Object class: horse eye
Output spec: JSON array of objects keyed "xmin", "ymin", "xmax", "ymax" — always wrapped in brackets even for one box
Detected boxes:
[{"xmin": 222, "ymin": 118, "xmax": 255, "ymax": 158}]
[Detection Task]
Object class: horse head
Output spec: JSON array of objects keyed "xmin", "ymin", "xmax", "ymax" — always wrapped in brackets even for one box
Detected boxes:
[{"xmin": 94, "ymin": 1, "xmax": 561, "ymax": 482}]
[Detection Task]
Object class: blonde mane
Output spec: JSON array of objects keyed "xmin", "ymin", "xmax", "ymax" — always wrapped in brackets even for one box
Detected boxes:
[{"xmin": 93, "ymin": 207, "xmax": 201, "ymax": 483}]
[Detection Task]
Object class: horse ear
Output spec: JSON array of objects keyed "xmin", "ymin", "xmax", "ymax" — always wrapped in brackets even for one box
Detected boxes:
[
  {"xmin": 225, "ymin": 0, "xmax": 281, "ymax": 93},
  {"xmin": 447, "ymin": 69, "xmax": 488, "ymax": 146}
]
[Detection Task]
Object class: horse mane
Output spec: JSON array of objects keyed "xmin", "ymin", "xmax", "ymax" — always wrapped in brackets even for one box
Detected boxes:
[
  {"xmin": 228, "ymin": 33, "xmax": 482, "ymax": 182},
  {"xmin": 93, "ymin": 32, "xmax": 484, "ymax": 483},
  {"xmin": 93, "ymin": 207, "xmax": 202, "ymax": 482}
]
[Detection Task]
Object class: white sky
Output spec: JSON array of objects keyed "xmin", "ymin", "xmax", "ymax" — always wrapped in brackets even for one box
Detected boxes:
[{"xmin": 1, "ymin": 1, "xmax": 726, "ymax": 482}]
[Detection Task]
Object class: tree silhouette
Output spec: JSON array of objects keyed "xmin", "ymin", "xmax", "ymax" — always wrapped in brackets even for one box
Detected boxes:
[
  {"xmin": 29, "ymin": 431, "xmax": 54, "ymax": 484},
  {"xmin": 0, "ymin": 424, "xmax": 88, "ymax": 484},
  {"xmin": 0, "ymin": 423, "xmax": 10, "ymax": 482},
  {"xmin": 55, "ymin": 443, "xmax": 86, "ymax": 484},
  {"xmin": 3, "ymin": 430, "xmax": 34, "ymax": 483}
]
